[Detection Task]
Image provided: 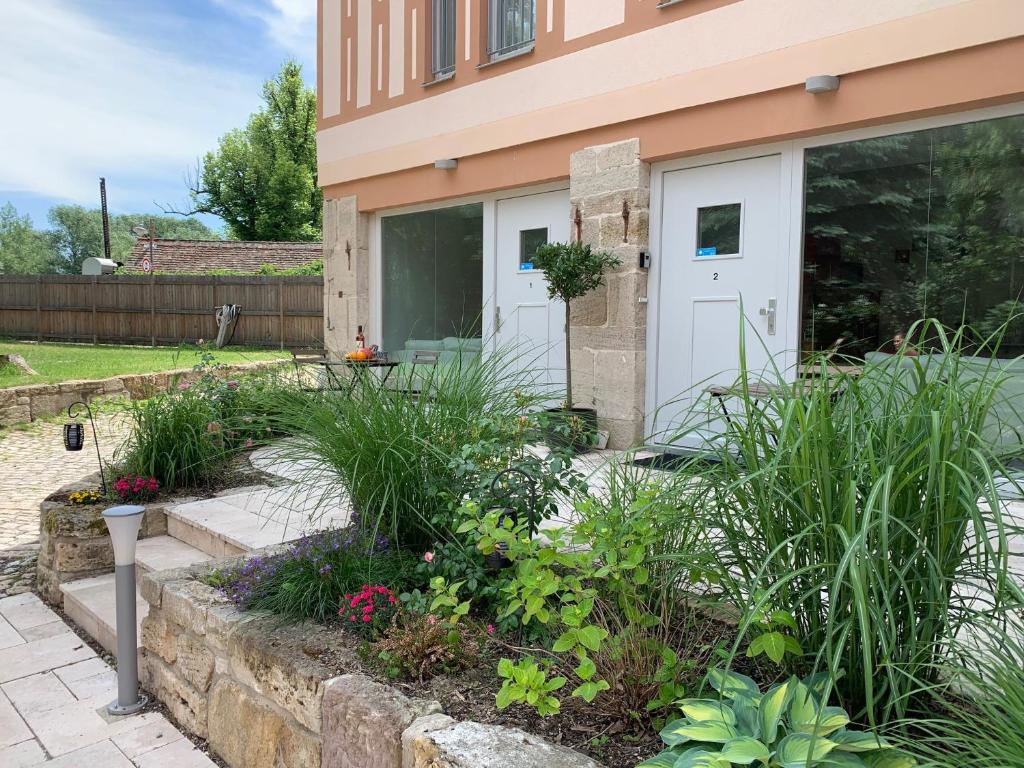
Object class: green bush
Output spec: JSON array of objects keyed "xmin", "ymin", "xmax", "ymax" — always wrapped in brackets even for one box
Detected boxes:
[
  {"xmin": 116, "ymin": 381, "xmax": 229, "ymax": 488},
  {"xmin": 116, "ymin": 360, "xmax": 296, "ymax": 490},
  {"xmin": 674, "ymin": 320, "xmax": 1024, "ymax": 725}
]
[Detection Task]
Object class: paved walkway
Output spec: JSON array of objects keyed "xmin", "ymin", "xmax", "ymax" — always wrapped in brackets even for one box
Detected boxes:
[
  {"xmin": 0, "ymin": 415, "xmax": 128, "ymax": 558},
  {"xmin": 0, "ymin": 592, "xmax": 216, "ymax": 767}
]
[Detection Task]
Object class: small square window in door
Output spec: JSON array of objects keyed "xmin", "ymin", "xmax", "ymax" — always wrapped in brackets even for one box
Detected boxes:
[
  {"xmin": 519, "ymin": 227, "xmax": 548, "ymax": 271},
  {"xmin": 696, "ymin": 204, "xmax": 741, "ymax": 257}
]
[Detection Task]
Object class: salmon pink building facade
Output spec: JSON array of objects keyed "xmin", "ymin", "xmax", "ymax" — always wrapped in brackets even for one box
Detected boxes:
[{"xmin": 317, "ymin": 0, "xmax": 1024, "ymax": 447}]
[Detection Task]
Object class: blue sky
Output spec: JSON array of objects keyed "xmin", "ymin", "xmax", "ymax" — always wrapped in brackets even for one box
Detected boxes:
[{"xmin": 0, "ymin": 0, "xmax": 317, "ymax": 234}]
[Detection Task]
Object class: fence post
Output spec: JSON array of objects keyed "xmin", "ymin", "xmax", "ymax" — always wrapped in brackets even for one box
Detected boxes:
[
  {"xmin": 278, "ymin": 277, "xmax": 285, "ymax": 350},
  {"xmin": 35, "ymin": 276, "xmax": 42, "ymax": 341},
  {"xmin": 150, "ymin": 274, "xmax": 156, "ymax": 347},
  {"xmin": 92, "ymin": 276, "xmax": 98, "ymax": 345}
]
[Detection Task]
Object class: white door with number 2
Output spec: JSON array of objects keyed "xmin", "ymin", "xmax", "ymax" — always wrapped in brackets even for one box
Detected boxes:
[{"xmin": 652, "ymin": 154, "xmax": 788, "ymax": 446}]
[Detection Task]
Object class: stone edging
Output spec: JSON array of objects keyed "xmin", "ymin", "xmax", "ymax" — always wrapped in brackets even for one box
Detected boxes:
[
  {"xmin": 139, "ymin": 561, "xmax": 603, "ymax": 768},
  {"xmin": 0, "ymin": 359, "xmax": 286, "ymax": 427}
]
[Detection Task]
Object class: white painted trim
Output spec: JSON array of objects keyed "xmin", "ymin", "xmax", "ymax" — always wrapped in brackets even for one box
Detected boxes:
[{"xmin": 645, "ymin": 100, "xmax": 1024, "ymax": 439}]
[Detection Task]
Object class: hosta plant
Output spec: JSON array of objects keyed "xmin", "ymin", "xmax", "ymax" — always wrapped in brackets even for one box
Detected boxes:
[{"xmin": 638, "ymin": 669, "xmax": 914, "ymax": 768}]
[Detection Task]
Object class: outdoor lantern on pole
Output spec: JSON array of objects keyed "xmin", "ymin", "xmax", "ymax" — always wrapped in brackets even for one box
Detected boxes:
[
  {"xmin": 64, "ymin": 401, "xmax": 107, "ymax": 495},
  {"xmin": 102, "ymin": 504, "xmax": 149, "ymax": 716},
  {"xmin": 485, "ymin": 467, "xmax": 539, "ymax": 571}
]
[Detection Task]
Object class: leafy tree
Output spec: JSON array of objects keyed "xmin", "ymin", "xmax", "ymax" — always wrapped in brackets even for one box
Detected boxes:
[
  {"xmin": 532, "ymin": 241, "xmax": 620, "ymax": 408},
  {"xmin": 178, "ymin": 61, "xmax": 321, "ymax": 241},
  {"xmin": 0, "ymin": 204, "xmax": 53, "ymax": 274},
  {"xmin": 47, "ymin": 205, "xmax": 217, "ymax": 274}
]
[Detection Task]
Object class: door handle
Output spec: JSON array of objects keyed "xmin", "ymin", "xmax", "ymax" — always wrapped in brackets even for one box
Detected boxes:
[{"xmin": 759, "ymin": 298, "xmax": 777, "ymax": 336}]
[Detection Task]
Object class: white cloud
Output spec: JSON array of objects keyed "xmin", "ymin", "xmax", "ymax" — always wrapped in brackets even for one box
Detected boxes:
[
  {"xmin": 214, "ymin": 0, "xmax": 317, "ymax": 58},
  {"xmin": 0, "ymin": 0, "xmax": 263, "ymax": 210}
]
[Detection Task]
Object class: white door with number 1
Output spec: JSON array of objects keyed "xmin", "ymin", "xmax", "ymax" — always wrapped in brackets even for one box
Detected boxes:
[{"xmin": 494, "ymin": 190, "xmax": 571, "ymax": 393}]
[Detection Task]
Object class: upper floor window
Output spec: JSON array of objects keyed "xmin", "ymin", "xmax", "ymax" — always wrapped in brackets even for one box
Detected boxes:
[
  {"xmin": 489, "ymin": 0, "xmax": 535, "ymax": 59},
  {"xmin": 432, "ymin": 0, "xmax": 456, "ymax": 78}
]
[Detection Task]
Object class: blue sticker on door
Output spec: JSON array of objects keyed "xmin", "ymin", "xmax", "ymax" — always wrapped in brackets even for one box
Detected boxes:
[{"xmin": 696, "ymin": 247, "xmax": 718, "ymax": 257}]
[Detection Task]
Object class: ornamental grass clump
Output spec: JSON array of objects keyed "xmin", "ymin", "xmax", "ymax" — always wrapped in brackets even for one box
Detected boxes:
[
  {"xmin": 676, "ymin": 319, "xmax": 1024, "ymax": 726},
  {"xmin": 260, "ymin": 343, "xmax": 559, "ymax": 550}
]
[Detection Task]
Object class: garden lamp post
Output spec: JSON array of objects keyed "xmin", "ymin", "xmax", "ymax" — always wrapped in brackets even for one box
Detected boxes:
[{"xmin": 101, "ymin": 504, "xmax": 148, "ymax": 715}]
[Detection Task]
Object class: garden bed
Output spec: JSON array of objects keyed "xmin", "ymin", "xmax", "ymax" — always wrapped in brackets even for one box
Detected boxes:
[{"xmin": 138, "ymin": 561, "xmax": 606, "ymax": 768}]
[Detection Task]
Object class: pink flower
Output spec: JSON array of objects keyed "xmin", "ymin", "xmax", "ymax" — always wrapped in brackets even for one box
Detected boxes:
[
  {"xmin": 227, "ymin": 380, "xmax": 239, "ymax": 390},
  {"xmin": 486, "ymin": 624, "xmax": 495, "ymax": 635},
  {"xmin": 362, "ymin": 615, "xmax": 371, "ymax": 623},
  {"xmin": 177, "ymin": 382, "xmax": 190, "ymax": 391},
  {"xmin": 423, "ymin": 551, "xmax": 434, "ymax": 563},
  {"xmin": 245, "ymin": 438, "xmax": 254, "ymax": 449},
  {"xmin": 426, "ymin": 615, "xmax": 438, "ymax": 626}
]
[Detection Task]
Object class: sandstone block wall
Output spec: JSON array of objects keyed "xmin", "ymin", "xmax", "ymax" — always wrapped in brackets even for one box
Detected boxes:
[
  {"xmin": 139, "ymin": 565, "xmax": 604, "ymax": 768},
  {"xmin": 323, "ymin": 196, "xmax": 371, "ymax": 358},
  {"xmin": 36, "ymin": 478, "xmax": 169, "ymax": 604},
  {"xmin": 0, "ymin": 360, "xmax": 285, "ymax": 427},
  {"xmin": 569, "ymin": 138, "xmax": 651, "ymax": 448}
]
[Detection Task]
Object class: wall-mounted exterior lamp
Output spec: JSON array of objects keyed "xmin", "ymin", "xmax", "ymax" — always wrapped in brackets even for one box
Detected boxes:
[
  {"xmin": 805, "ymin": 75, "xmax": 840, "ymax": 94},
  {"xmin": 102, "ymin": 504, "xmax": 149, "ymax": 716},
  {"xmin": 434, "ymin": 158, "xmax": 458, "ymax": 170}
]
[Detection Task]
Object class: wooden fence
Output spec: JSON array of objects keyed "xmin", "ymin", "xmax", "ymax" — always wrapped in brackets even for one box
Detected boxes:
[{"xmin": 0, "ymin": 275, "xmax": 323, "ymax": 349}]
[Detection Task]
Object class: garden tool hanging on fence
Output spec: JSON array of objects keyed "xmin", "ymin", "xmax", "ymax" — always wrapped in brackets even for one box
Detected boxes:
[{"xmin": 214, "ymin": 304, "xmax": 241, "ymax": 348}]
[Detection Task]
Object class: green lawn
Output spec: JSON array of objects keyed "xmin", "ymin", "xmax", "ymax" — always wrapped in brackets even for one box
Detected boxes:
[{"xmin": 0, "ymin": 340, "xmax": 289, "ymax": 388}]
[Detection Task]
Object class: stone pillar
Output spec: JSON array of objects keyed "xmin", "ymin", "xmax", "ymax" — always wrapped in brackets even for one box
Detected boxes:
[
  {"xmin": 323, "ymin": 196, "xmax": 371, "ymax": 358},
  {"xmin": 568, "ymin": 138, "xmax": 650, "ymax": 448}
]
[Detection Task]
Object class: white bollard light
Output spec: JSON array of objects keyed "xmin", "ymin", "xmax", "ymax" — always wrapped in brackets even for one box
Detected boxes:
[{"xmin": 102, "ymin": 504, "xmax": 149, "ymax": 716}]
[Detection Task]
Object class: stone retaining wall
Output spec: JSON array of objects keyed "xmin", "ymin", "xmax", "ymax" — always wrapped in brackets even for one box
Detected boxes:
[
  {"xmin": 139, "ymin": 563, "xmax": 602, "ymax": 768},
  {"xmin": 36, "ymin": 475, "xmax": 177, "ymax": 604},
  {"xmin": 0, "ymin": 359, "xmax": 286, "ymax": 427}
]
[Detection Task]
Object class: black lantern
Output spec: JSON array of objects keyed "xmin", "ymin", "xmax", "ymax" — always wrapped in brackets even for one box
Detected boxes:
[
  {"xmin": 64, "ymin": 401, "xmax": 107, "ymax": 495},
  {"xmin": 64, "ymin": 421, "xmax": 85, "ymax": 451},
  {"xmin": 485, "ymin": 467, "xmax": 538, "ymax": 571}
]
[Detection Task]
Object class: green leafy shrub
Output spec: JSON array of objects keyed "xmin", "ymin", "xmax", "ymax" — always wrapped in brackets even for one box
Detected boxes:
[
  {"xmin": 639, "ymin": 669, "xmax": 913, "ymax": 768},
  {"xmin": 678, "ymin": 320, "xmax": 1024, "ymax": 724},
  {"xmin": 459, "ymin": 457, "xmax": 709, "ymax": 716}
]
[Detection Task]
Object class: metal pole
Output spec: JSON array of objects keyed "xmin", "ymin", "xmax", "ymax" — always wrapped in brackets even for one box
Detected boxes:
[
  {"xmin": 102, "ymin": 504, "xmax": 148, "ymax": 716},
  {"xmin": 110, "ymin": 562, "xmax": 144, "ymax": 714},
  {"xmin": 68, "ymin": 401, "xmax": 107, "ymax": 496}
]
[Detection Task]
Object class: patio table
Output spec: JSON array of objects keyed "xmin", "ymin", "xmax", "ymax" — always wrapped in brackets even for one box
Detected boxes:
[{"xmin": 317, "ymin": 358, "xmax": 400, "ymax": 395}]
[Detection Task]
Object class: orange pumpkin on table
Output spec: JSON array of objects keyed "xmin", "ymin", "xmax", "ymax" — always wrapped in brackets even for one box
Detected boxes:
[{"xmin": 344, "ymin": 349, "xmax": 372, "ymax": 361}]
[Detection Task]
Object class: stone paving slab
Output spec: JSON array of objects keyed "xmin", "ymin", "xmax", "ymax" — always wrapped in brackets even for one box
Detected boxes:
[{"xmin": 0, "ymin": 593, "xmax": 216, "ymax": 767}]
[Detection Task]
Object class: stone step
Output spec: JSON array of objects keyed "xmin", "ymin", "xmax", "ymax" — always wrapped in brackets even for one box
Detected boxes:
[
  {"xmin": 165, "ymin": 484, "xmax": 350, "ymax": 558},
  {"xmin": 135, "ymin": 535, "xmax": 214, "ymax": 578},
  {"xmin": 60, "ymin": 573, "xmax": 148, "ymax": 659}
]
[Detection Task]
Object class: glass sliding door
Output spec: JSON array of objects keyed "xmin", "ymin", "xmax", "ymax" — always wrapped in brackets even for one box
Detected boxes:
[
  {"xmin": 801, "ymin": 113, "xmax": 1024, "ymax": 359},
  {"xmin": 380, "ymin": 203, "xmax": 483, "ymax": 356}
]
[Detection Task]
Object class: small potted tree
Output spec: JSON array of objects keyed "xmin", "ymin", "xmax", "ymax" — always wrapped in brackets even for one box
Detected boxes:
[{"xmin": 532, "ymin": 241, "xmax": 621, "ymax": 451}]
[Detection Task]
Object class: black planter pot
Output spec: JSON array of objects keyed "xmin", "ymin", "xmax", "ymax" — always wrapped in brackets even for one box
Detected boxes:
[{"xmin": 543, "ymin": 407, "xmax": 599, "ymax": 454}]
